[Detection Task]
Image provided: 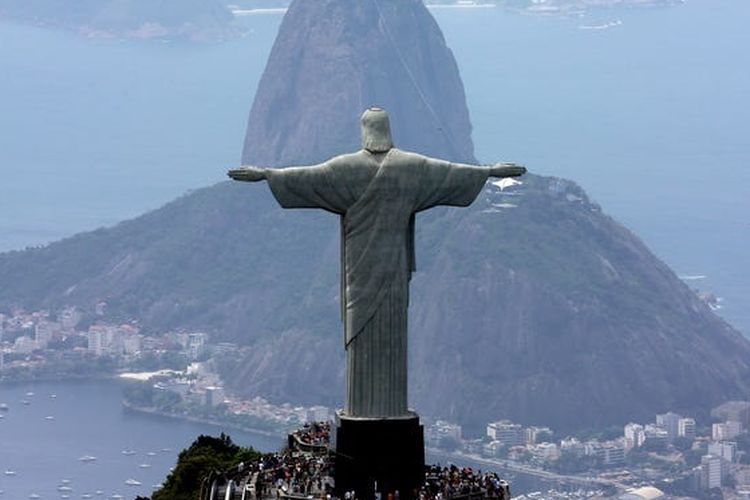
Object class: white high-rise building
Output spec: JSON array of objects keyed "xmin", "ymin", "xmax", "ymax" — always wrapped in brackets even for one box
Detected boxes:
[
  {"xmin": 87, "ymin": 328, "xmax": 107, "ymax": 356},
  {"xmin": 624, "ymin": 423, "xmax": 646, "ymax": 449},
  {"xmin": 678, "ymin": 418, "xmax": 696, "ymax": 439},
  {"xmin": 702, "ymin": 454, "xmax": 723, "ymax": 489},
  {"xmin": 708, "ymin": 441, "xmax": 737, "ymax": 463},
  {"xmin": 713, "ymin": 421, "xmax": 742, "ymax": 441},
  {"xmin": 486, "ymin": 421, "xmax": 525, "ymax": 446}
]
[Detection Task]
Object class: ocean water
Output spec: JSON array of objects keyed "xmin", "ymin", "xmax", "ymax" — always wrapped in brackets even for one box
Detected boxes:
[
  {"xmin": 0, "ymin": 379, "xmax": 551, "ymax": 499},
  {"xmin": 0, "ymin": 1, "xmax": 747, "ymax": 337},
  {"xmin": 0, "ymin": 379, "xmax": 283, "ymax": 499}
]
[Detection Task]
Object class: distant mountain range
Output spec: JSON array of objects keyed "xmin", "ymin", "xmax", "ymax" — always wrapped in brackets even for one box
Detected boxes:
[
  {"xmin": 0, "ymin": 0, "xmax": 238, "ymax": 40},
  {"xmin": 0, "ymin": 0, "xmax": 746, "ymax": 434}
]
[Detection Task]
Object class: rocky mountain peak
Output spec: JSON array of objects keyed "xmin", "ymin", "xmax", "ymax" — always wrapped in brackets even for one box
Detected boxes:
[{"xmin": 241, "ymin": 0, "xmax": 476, "ymax": 166}]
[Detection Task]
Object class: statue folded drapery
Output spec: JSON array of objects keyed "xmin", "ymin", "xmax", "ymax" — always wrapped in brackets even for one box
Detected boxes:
[{"xmin": 229, "ymin": 107, "xmax": 526, "ymax": 418}]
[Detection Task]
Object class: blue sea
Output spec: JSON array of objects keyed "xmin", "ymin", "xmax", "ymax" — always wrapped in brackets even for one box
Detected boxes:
[
  {"xmin": 0, "ymin": 379, "xmax": 283, "ymax": 499},
  {"xmin": 0, "ymin": 5, "xmax": 747, "ymax": 326}
]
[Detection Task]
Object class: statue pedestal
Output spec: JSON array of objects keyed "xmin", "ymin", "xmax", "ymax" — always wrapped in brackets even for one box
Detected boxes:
[{"xmin": 334, "ymin": 410, "xmax": 424, "ymax": 499}]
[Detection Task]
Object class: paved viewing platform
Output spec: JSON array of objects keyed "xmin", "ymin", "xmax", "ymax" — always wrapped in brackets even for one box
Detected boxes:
[{"xmin": 201, "ymin": 422, "xmax": 511, "ymax": 500}]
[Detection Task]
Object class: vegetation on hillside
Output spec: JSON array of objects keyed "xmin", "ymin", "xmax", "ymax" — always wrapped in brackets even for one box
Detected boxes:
[{"xmin": 147, "ymin": 433, "xmax": 260, "ymax": 500}]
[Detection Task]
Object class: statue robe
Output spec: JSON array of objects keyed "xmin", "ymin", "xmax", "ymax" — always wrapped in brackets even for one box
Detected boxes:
[{"xmin": 265, "ymin": 148, "xmax": 488, "ymax": 417}]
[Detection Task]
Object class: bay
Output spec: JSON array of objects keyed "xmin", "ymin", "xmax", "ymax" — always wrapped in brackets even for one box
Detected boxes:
[{"xmin": 0, "ymin": 378, "xmax": 283, "ymax": 499}]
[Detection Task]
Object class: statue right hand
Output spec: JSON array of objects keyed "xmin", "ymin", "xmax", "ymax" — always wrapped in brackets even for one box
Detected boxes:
[
  {"xmin": 228, "ymin": 166, "xmax": 267, "ymax": 182},
  {"xmin": 490, "ymin": 162, "xmax": 527, "ymax": 178}
]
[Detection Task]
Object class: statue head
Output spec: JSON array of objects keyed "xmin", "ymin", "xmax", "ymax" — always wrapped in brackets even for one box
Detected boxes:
[{"xmin": 361, "ymin": 107, "xmax": 393, "ymax": 153}]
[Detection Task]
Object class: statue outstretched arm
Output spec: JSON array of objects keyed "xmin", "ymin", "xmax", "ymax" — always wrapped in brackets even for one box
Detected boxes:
[
  {"xmin": 228, "ymin": 166, "xmax": 267, "ymax": 182},
  {"xmin": 488, "ymin": 162, "xmax": 527, "ymax": 178}
]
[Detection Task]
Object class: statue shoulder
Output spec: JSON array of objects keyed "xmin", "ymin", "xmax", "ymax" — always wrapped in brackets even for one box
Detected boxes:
[{"xmin": 388, "ymin": 148, "xmax": 427, "ymax": 165}]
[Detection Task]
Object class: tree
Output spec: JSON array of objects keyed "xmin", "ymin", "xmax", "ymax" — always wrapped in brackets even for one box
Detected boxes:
[
  {"xmin": 673, "ymin": 436, "xmax": 694, "ymax": 452},
  {"xmin": 152, "ymin": 434, "xmax": 260, "ymax": 500}
]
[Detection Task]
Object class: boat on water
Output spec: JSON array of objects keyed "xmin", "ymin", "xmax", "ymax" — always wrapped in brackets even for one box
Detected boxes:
[
  {"xmin": 146, "ymin": 451, "xmax": 156, "ymax": 456},
  {"xmin": 57, "ymin": 485, "xmax": 73, "ymax": 492},
  {"xmin": 21, "ymin": 400, "xmax": 30, "ymax": 405},
  {"xmin": 29, "ymin": 494, "xmax": 41, "ymax": 499},
  {"xmin": 45, "ymin": 415, "xmax": 55, "ymax": 421},
  {"xmin": 121, "ymin": 449, "xmax": 136, "ymax": 456},
  {"xmin": 79, "ymin": 455, "xmax": 97, "ymax": 463},
  {"xmin": 60, "ymin": 479, "xmax": 71, "ymax": 484},
  {"xmin": 111, "ymin": 494, "xmax": 125, "ymax": 499},
  {"xmin": 125, "ymin": 479, "xmax": 142, "ymax": 486},
  {"xmin": 81, "ymin": 494, "xmax": 93, "ymax": 499},
  {"xmin": 138, "ymin": 463, "xmax": 151, "ymax": 468},
  {"xmin": 3, "ymin": 470, "xmax": 16, "ymax": 476},
  {"xmin": 50, "ymin": 394, "xmax": 57, "ymax": 398},
  {"xmin": 0, "ymin": 403, "xmax": 9, "ymax": 411},
  {"xmin": 160, "ymin": 447, "xmax": 171, "ymax": 452},
  {"xmin": 25, "ymin": 392, "xmax": 34, "ymax": 397}
]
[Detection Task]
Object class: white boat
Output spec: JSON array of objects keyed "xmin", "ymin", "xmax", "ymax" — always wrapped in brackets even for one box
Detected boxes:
[
  {"xmin": 160, "ymin": 447, "xmax": 171, "ymax": 452},
  {"xmin": 81, "ymin": 495, "xmax": 93, "ymax": 499},
  {"xmin": 57, "ymin": 485, "xmax": 73, "ymax": 492},
  {"xmin": 125, "ymin": 479, "xmax": 142, "ymax": 486},
  {"xmin": 29, "ymin": 494, "xmax": 40, "ymax": 499},
  {"xmin": 121, "ymin": 449, "xmax": 136, "ymax": 456},
  {"xmin": 60, "ymin": 479, "xmax": 71, "ymax": 484},
  {"xmin": 0, "ymin": 403, "xmax": 9, "ymax": 411},
  {"xmin": 95, "ymin": 491, "xmax": 104, "ymax": 496},
  {"xmin": 3, "ymin": 470, "xmax": 16, "ymax": 476},
  {"xmin": 21, "ymin": 400, "xmax": 30, "ymax": 405},
  {"xmin": 25, "ymin": 392, "xmax": 34, "ymax": 397},
  {"xmin": 138, "ymin": 463, "xmax": 151, "ymax": 468},
  {"xmin": 146, "ymin": 451, "xmax": 156, "ymax": 456},
  {"xmin": 111, "ymin": 494, "xmax": 125, "ymax": 499},
  {"xmin": 45, "ymin": 415, "xmax": 55, "ymax": 421},
  {"xmin": 50, "ymin": 394, "xmax": 57, "ymax": 399},
  {"xmin": 79, "ymin": 455, "xmax": 97, "ymax": 463}
]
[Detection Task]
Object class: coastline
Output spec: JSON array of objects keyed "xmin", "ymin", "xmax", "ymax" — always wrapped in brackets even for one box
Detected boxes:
[
  {"xmin": 121, "ymin": 399, "xmax": 286, "ymax": 441},
  {"xmin": 0, "ymin": 372, "xmax": 118, "ymax": 387}
]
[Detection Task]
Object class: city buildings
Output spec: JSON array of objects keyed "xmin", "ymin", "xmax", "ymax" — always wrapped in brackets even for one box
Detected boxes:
[
  {"xmin": 655, "ymin": 412, "xmax": 681, "ymax": 442},
  {"xmin": 713, "ymin": 421, "xmax": 742, "ymax": 441},
  {"xmin": 701, "ymin": 454, "xmax": 723, "ymax": 489},
  {"xmin": 624, "ymin": 423, "xmax": 646, "ymax": 450},
  {"xmin": 678, "ymin": 417, "xmax": 696, "ymax": 439},
  {"xmin": 486, "ymin": 420, "xmax": 525, "ymax": 446}
]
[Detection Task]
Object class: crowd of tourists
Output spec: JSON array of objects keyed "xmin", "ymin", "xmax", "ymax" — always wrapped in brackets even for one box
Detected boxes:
[
  {"xmin": 291, "ymin": 421, "xmax": 331, "ymax": 448},
  {"xmin": 246, "ymin": 451, "xmax": 334, "ymax": 499},
  {"xmin": 204, "ymin": 423, "xmax": 510, "ymax": 500},
  {"xmin": 418, "ymin": 465, "xmax": 511, "ymax": 500}
]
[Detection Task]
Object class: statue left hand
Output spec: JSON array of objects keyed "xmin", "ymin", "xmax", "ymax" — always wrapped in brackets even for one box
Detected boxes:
[{"xmin": 228, "ymin": 166, "xmax": 267, "ymax": 182}]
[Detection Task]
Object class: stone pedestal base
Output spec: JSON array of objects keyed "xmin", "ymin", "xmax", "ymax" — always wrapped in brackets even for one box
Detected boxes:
[{"xmin": 334, "ymin": 411, "xmax": 424, "ymax": 499}]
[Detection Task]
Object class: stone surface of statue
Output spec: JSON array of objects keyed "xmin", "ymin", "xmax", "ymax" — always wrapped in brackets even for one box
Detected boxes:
[{"xmin": 229, "ymin": 107, "xmax": 526, "ymax": 419}]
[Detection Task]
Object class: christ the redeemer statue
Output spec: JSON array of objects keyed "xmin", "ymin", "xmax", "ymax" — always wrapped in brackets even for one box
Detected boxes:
[{"xmin": 229, "ymin": 108, "xmax": 525, "ymax": 419}]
